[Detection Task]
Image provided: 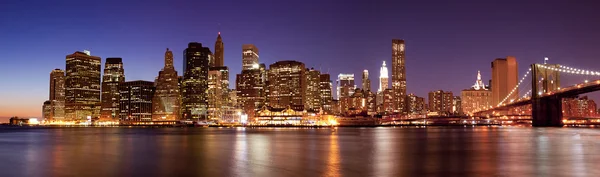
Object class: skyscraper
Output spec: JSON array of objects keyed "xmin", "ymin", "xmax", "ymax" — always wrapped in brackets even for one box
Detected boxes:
[
  {"xmin": 491, "ymin": 56, "xmax": 518, "ymax": 106},
  {"xmin": 242, "ymin": 44, "xmax": 259, "ymax": 70},
  {"xmin": 305, "ymin": 68, "xmax": 321, "ymax": 112},
  {"xmin": 213, "ymin": 32, "xmax": 224, "ymax": 67},
  {"xmin": 208, "ymin": 66, "xmax": 230, "ymax": 121},
  {"xmin": 65, "ymin": 50, "xmax": 101, "ymax": 120},
  {"xmin": 461, "ymin": 71, "xmax": 492, "ymax": 115},
  {"xmin": 182, "ymin": 42, "xmax": 211, "ymax": 120},
  {"xmin": 267, "ymin": 60, "xmax": 306, "ymax": 109},
  {"xmin": 392, "ymin": 39, "xmax": 407, "ymax": 114},
  {"xmin": 100, "ymin": 58, "xmax": 125, "ymax": 120},
  {"xmin": 119, "ymin": 80, "xmax": 154, "ymax": 121},
  {"xmin": 152, "ymin": 48, "xmax": 181, "ymax": 120},
  {"xmin": 336, "ymin": 74, "xmax": 355, "ymax": 100},
  {"xmin": 48, "ymin": 69, "xmax": 65, "ymax": 120},
  {"xmin": 236, "ymin": 63, "xmax": 267, "ymax": 118},
  {"xmin": 379, "ymin": 61, "xmax": 389, "ymax": 92},
  {"xmin": 362, "ymin": 70, "xmax": 371, "ymax": 92},
  {"xmin": 319, "ymin": 74, "xmax": 333, "ymax": 114}
]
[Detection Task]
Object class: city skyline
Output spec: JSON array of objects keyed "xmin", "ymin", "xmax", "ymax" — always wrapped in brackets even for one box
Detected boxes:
[{"xmin": 2, "ymin": 1, "xmax": 600, "ymax": 119}]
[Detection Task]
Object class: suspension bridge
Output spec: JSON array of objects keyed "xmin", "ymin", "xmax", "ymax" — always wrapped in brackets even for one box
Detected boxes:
[{"xmin": 473, "ymin": 61, "xmax": 600, "ymax": 127}]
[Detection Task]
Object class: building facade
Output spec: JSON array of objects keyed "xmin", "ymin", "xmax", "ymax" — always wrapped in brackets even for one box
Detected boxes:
[
  {"xmin": 305, "ymin": 68, "xmax": 321, "ymax": 112},
  {"xmin": 182, "ymin": 42, "xmax": 211, "ymax": 120},
  {"xmin": 267, "ymin": 60, "xmax": 306, "ymax": 110},
  {"xmin": 337, "ymin": 74, "xmax": 355, "ymax": 100},
  {"xmin": 207, "ymin": 66, "xmax": 230, "ymax": 121},
  {"xmin": 65, "ymin": 50, "xmax": 102, "ymax": 120},
  {"xmin": 563, "ymin": 96, "xmax": 598, "ymax": 118},
  {"xmin": 236, "ymin": 63, "xmax": 267, "ymax": 119},
  {"xmin": 48, "ymin": 69, "xmax": 65, "ymax": 120},
  {"xmin": 119, "ymin": 81, "xmax": 155, "ymax": 121},
  {"xmin": 461, "ymin": 71, "xmax": 492, "ymax": 115},
  {"xmin": 379, "ymin": 61, "xmax": 389, "ymax": 92},
  {"xmin": 242, "ymin": 44, "xmax": 259, "ymax": 70},
  {"xmin": 213, "ymin": 32, "xmax": 224, "ymax": 67},
  {"xmin": 100, "ymin": 58, "xmax": 125, "ymax": 120},
  {"xmin": 362, "ymin": 70, "xmax": 371, "ymax": 92},
  {"xmin": 391, "ymin": 39, "xmax": 407, "ymax": 114},
  {"xmin": 152, "ymin": 48, "xmax": 181, "ymax": 120},
  {"xmin": 491, "ymin": 56, "xmax": 518, "ymax": 106},
  {"xmin": 319, "ymin": 74, "xmax": 333, "ymax": 114},
  {"xmin": 407, "ymin": 93, "xmax": 425, "ymax": 115},
  {"xmin": 428, "ymin": 90, "xmax": 453, "ymax": 116}
]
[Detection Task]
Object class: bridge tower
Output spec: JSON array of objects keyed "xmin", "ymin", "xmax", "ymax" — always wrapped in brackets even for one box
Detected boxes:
[{"xmin": 531, "ymin": 63, "xmax": 563, "ymax": 127}]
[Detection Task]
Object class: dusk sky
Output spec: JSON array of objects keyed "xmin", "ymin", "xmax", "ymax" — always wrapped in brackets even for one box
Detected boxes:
[{"xmin": 1, "ymin": 0, "xmax": 600, "ymax": 119}]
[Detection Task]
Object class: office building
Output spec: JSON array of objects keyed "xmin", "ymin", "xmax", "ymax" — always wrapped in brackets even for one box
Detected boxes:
[
  {"xmin": 48, "ymin": 69, "xmax": 65, "ymax": 120},
  {"xmin": 337, "ymin": 74, "xmax": 355, "ymax": 100},
  {"xmin": 119, "ymin": 81, "xmax": 154, "ymax": 121},
  {"xmin": 428, "ymin": 90, "xmax": 454, "ymax": 116},
  {"xmin": 208, "ymin": 66, "xmax": 230, "ymax": 121},
  {"xmin": 392, "ymin": 39, "xmax": 407, "ymax": 114},
  {"xmin": 236, "ymin": 64, "xmax": 267, "ymax": 118},
  {"xmin": 242, "ymin": 44, "xmax": 259, "ymax": 70},
  {"xmin": 213, "ymin": 32, "xmax": 224, "ymax": 67},
  {"xmin": 379, "ymin": 61, "xmax": 389, "ymax": 92},
  {"xmin": 362, "ymin": 70, "xmax": 371, "ymax": 91},
  {"xmin": 461, "ymin": 71, "xmax": 492, "ymax": 115},
  {"xmin": 319, "ymin": 74, "xmax": 333, "ymax": 114},
  {"xmin": 182, "ymin": 42, "xmax": 211, "ymax": 120},
  {"xmin": 267, "ymin": 60, "xmax": 306, "ymax": 109},
  {"xmin": 562, "ymin": 96, "xmax": 597, "ymax": 117},
  {"xmin": 407, "ymin": 93, "xmax": 425, "ymax": 115},
  {"xmin": 100, "ymin": 58, "xmax": 125, "ymax": 120},
  {"xmin": 491, "ymin": 56, "xmax": 518, "ymax": 106},
  {"xmin": 65, "ymin": 50, "xmax": 102, "ymax": 120},
  {"xmin": 305, "ymin": 68, "xmax": 321, "ymax": 112},
  {"xmin": 152, "ymin": 48, "xmax": 181, "ymax": 120}
]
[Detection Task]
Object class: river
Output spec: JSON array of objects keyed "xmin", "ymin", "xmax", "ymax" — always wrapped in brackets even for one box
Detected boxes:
[{"xmin": 0, "ymin": 126, "xmax": 598, "ymax": 177}]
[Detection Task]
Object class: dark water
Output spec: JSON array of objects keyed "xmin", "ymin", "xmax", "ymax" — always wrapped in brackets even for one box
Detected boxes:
[{"xmin": 0, "ymin": 127, "xmax": 599, "ymax": 177}]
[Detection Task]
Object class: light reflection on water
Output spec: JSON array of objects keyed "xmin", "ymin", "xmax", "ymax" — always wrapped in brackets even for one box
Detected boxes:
[{"xmin": 0, "ymin": 127, "xmax": 599, "ymax": 177}]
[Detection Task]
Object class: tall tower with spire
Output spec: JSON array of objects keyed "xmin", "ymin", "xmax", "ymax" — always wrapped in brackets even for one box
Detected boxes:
[
  {"xmin": 214, "ymin": 32, "xmax": 224, "ymax": 67},
  {"xmin": 152, "ymin": 48, "xmax": 181, "ymax": 120},
  {"xmin": 379, "ymin": 61, "xmax": 389, "ymax": 92}
]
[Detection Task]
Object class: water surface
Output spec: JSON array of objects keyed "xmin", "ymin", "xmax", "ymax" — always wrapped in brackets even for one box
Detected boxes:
[{"xmin": 0, "ymin": 126, "xmax": 598, "ymax": 177}]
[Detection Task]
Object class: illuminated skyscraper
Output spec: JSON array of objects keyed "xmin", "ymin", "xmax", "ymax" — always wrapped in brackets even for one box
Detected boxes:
[
  {"xmin": 461, "ymin": 71, "xmax": 492, "ymax": 115},
  {"xmin": 336, "ymin": 74, "xmax": 355, "ymax": 100},
  {"xmin": 305, "ymin": 68, "xmax": 321, "ymax": 112},
  {"xmin": 48, "ymin": 69, "xmax": 65, "ymax": 120},
  {"xmin": 319, "ymin": 74, "xmax": 333, "ymax": 114},
  {"xmin": 267, "ymin": 60, "xmax": 306, "ymax": 109},
  {"xmin": 208, "ymin": 66, "xmax": 230, "ymax": 121},
  {"xmin": 362, "ymin": 70, "xmax": 371, "ymax": 91},
  {"xmin": 379, "ymin": 61, "xmax": 389, "ymax": 92},
  {"xmin": 152, "ymin": 48, "xmax": 181, "ymax": 120},
  {"xmin": 236, "ymin": 63, "xmax": 266, "ymax": 119},
  {"xmin": 213, "ymin": 32, "xmax": 224, "ymax": 67},
  {"xmin": 119, "ymin": 80, "xmax": 154, "ymax": 121},
  {"xmin": 100, "ymin": 58, "xmax": 125, "ymax": 120},
  {"xmin": 428, "ymin": 90, "xmax": 453, "ymax": 116},
  {"xmin": 65, "ymin": 50, "xmax": 102, "ymax": 120},
  {"xmin": 242, "ymin": 44, "xmax": 259, "ymax": 70},
  {"xmin": 491, "ymin": 56, "xmax": 518, "ymax": 106},
  {"xmin": 392, "ymin": 39, "xmax": 407, "ymax": 114},
  {"xmin": 182, "ymin": 42, "xmax": 211, "ymax": 120}
]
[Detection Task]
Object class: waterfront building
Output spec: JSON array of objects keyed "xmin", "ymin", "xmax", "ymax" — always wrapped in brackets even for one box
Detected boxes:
[
  {"xmin": 365, "ymin": 90, "xmax": 377, "ymax": 115},
  {"xmin": 336, "ymin": 74, "xmax": 355, "ymax": 100},
  {"xmin": 255, "ymin": 106, "xmax": 306, "ymax": 125},
  {"xmin": 428, "ymin": 90, "xmax": 454, "ymax": 116},
  {"xmin": 461, "ymin": 71, "xmax": 492, "ymax": 115},
  {"xmin": 563, "ymin": 96, "xmax": 598, "ymax": 117},
  {"xmin": 305, "ymin": 68, "xmax": 321, "ymax": 112},
  {"xmin": 152, "ymin": 48, "xmax": 181, "ymax": 120},
  {"xmin": 491, "ymin": 56, "xmax": 518, "ymax": 106},
  {"xmin": 65, "ymin": 50, "xmax": 102, "ymax": 120},
  {"xmin": 208, "ymin": 66, "xmax": 230, "ymax": 121},
  {"xmin": 319, "ymin": 74, "xmax": 333, "ymax": 114},
  {"xmin": 407, "ymin": 93, "xmax": 426, "ymax": 115},
  {"xmin": 242, "ymin": 44, "xmax": 259, "ymax": 70},
  {"xmin": 100, "ymin": 58, "xmax": 125, "ymax": 120},
  {"xmin": 267, "ymin": 60, "xmax": 306, "ymax": 110},
  {"xmin": 391, "ymin": 39, "xmax": 407, "ymax": 114},
  {"xmin": 362, "ymin": 70, "xmax": 371, "ymax": 92},
  {"xmin": 380, "ymin": 89, "xmax": 394, "ymax": 113},
  {"xmin": 43, "ymin": 101, "xmax": 52, "ymax": 120},
  {"xmin": 48, "ymin": 69, "xmax": 65, "ymax": 120},
  {"xmin": 236, "ymin": 63, "xmax": 267, "ymax": 119},
  {"xmin": 453, "ymin": 96, "xmax": 462, "ymax": 115},
  {"xmin": 119, "ymin": 80, "xmax": 155, "ymax": 121},
  {"xmin": 182, "ymin": 42, "xmax": 211, "ymax": 120}
]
